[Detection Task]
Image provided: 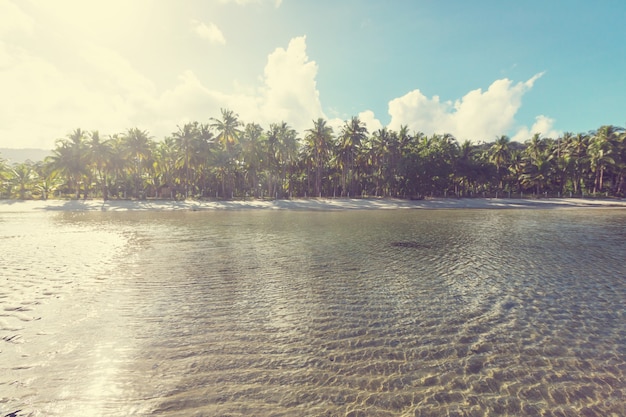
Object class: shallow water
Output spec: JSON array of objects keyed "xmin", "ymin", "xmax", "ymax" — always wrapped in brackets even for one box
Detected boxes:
[{"xmin": 1, "ymin": 208, "xmax": 625, "ymax": 416}]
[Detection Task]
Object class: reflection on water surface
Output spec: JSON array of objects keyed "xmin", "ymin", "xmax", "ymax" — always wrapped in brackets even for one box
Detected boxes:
[{"xmin": 1, "ymin": 209, "xmax": 625, "ymax": 416}]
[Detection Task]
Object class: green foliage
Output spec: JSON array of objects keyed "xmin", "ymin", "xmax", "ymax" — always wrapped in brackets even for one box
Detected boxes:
[{"xmin": 6, "ymin": 113, "xmax": 626, "ymax": 200}]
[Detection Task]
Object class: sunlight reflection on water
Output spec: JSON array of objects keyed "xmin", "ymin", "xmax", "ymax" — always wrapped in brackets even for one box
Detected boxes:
[{"xmin": 1, "ymin": 209, "xmax": 625, "ymax": 416}]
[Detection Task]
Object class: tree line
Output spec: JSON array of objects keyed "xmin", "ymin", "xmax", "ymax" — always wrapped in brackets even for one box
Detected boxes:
[{"xmin": 1, "ymin": 109, "xmax": 625, "ymax": 200}]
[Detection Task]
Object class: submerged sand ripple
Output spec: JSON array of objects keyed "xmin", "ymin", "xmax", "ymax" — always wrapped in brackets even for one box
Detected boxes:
[{"xmin": 1, "ymin": 207, "xmax": 625, "ymax": 416}]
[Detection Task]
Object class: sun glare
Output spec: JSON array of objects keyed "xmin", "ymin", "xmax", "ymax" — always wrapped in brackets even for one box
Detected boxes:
[{"xmin": 36, "ymin": 0, "xmax": 152, "ymax": 44}]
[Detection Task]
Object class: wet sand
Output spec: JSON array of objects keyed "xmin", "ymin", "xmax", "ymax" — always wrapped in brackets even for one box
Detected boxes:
[{"xmin": 1, "ymin": 197, "xmax": 626, "ymax": 213}]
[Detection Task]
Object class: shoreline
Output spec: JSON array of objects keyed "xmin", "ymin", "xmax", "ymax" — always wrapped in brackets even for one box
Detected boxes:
[{"xmin": 2, "ymin": 197, "xmax": 626, "ymax": 212}]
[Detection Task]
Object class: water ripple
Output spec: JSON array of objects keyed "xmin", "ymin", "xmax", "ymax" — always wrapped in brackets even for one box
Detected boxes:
[{"xmin": 2, "ymin": 209, "xmax": 625, "ymax": 416}]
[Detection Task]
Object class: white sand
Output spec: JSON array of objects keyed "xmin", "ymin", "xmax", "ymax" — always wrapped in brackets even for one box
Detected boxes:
[{"xmin": 1, "ymin": 197, "xmax": 626, "ymax": 212}]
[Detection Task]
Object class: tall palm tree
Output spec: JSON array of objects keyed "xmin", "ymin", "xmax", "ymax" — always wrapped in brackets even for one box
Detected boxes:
[
  {"xmin": 508, "ymin": 150, "xmax": 525, "ymax": 193},
  {"xmin": 209, "ymin": 149, "xmax": 232, "ymax": 198},
  {"xmin": 87, "ymin": 130, "xmax": 114, "ymax": 200},
  {"xmin": 275, "ymin": 122, "xmax": 299, "ymax": 198},
  {"xmin": 339, "ymin": 116, "xmax": 368, "ymax": 197},
  {"xmin": 104, "ymin": 134, "xmax": 128, "ymax": 199},
  {"xmin": 564, "ymin": 132, "xmax": 589, "ymax": 194},
  {"xmin": 211, "ymin": 109, "xmax": 243, "ymax": 197},
  {"xmin": 489, "ymin": 135, "xmax": 511, "ymax": 190},
  {"xmin": 122, "ymin": 127, "xmax": 153, "ymax": 198},
  {"xmin": 525, "ymin": 133, "xmax": 545, "ymax": 162},
  {"xmin": 211, "ymin": 108, "xmax": 242, "ymax": 155},
  {"xmin": 48, "ymin": 128, "xmax": 89, "ymax": 198},
  {"xmin": 152, "ymin": 137, "xmax": 178, "ymax": 199},
  {"xmin": 304, "ymin": 118, "xmax": 334, "ymax": 197},
  {"xmin": 265, "ymin": 123, "xmax": 282, "ymax": 197},
  {"xmin": 613, "ymin": 128, "xmax": 626, "ymax": 195},
  {"xmin": 239, "ymin": 122, "xmax": 265, "ymax": 197},
  {"xmin": 454, "ymin": 140, "xmax": 482, "ymax": 196},
  {"xmin": 172, "ymin": 122, "xmax": 201, "ymax": 199},
  {"xmin": 369, "ymin": 128, "xmax": 393, "ymax": 196},
  {"xmin": 588, "ymin": 125, "xmax": 623, "ymax": 194},
  {"xmin": 520, "ymin": 151, "xmax": 553, "ymax": 195}
]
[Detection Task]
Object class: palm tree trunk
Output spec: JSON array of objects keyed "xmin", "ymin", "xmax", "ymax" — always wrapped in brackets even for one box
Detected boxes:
[{"xmin": 599, "ymin": 166, "xmax": 604, "ymax": 193}]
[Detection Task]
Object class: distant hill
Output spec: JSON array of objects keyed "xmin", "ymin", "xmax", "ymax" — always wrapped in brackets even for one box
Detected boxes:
[{"xmin": 0, "ymin": 148, "xmax": 51, "ymax": 164}]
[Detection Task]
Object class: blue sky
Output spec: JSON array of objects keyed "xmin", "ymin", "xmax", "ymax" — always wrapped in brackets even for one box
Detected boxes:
[{"xmin": 1, "ymin": 0, "xmax": 625, "ymax": 149}]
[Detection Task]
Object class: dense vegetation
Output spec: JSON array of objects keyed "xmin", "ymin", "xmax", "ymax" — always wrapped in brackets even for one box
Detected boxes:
[{"xmin": 1, "ymin": 109, "xmax": 625, "ymax": 200}]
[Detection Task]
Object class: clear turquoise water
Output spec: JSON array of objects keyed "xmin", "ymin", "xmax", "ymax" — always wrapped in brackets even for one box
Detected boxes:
[{"xmin": 1, "ymin": 209, "xmax": 625, "ymax": 416}]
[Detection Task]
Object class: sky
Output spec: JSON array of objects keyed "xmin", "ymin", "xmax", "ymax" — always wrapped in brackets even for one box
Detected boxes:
[{"xmin": 1, "ymin": 0, "xmax": 625, "ymax": 150}]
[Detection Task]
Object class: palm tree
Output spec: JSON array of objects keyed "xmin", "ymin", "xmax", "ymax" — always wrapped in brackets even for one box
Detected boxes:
[
  {"xmin": 7, "ymin": 162, "xmax": 37, "ymax": 199},
  {"xmin": 32, "ymin": 160, "xmax": 62, "ymax": 200},
  {"xmin": 489, "ymin": 135, "xmax": 511, "ymax": 190},
  {"xmin": 239, "ymin": 122, "xmax": 265, "ymax": 197},
  {"xmin": 275, "ymin": 122, "xmax": 299, "ymax": 198},
  {"xmin": 613, "ymin": 129, "xmax": 626, "ymax": 195},
  {"xmin": 0, "ymin": 156, "xmax": 9, "ymax": 197},
  {"xmin": 525, "ymin": 133, "xmax": 545, "ymax": 162},
  {"xmin": 339, "ymin": 116, "xmax": 368, "ymax": 197},
  {"xmin": 369, "ymin": 128, "xmax": 393, "ymax": 196},
  {"xmin": 454, "ymin": 140, "xmax": 483, "ymax": 196},
  {"xmin": 588, "ymin": 125, "xmax": 623, "ymax": 194},
  {"xmin": 209, "ymin": 149, "xmax": 232, "ymax": 198},
  {"xmin": 564, "ymin": 132, "xmax": 589, "ymax": 194},
  {"xmin": 211, "ymin": 108, "xmax": 242, "ymax": 154},
  {"xmin": 104, "ymin": 134, "xmax": 128, "ymax": 199},
  {"xmin": 211, "ymin": 109, "xmax": 243, "ymax": 198},
  {"xmin": 152, "ymin": 137, "xmax": 178, "ymax": 199},
  {"xmin": 508, "ymin": 149, "xmax": 525, "ymax": 193},
  {"xmin": 87, "ymin": 130, "xmax": 114, "ymax": 200},
  {"xmin": 265, "ymin": 123, "xmax": 282, "ymax": 197},
  {"xmin": 48, "ymin": 128, "xmax": 89, "ymax": 198},
  {"xmin": 172, "ymin": 122, "xmax": 201, "ymax": 199},
  {"xmin": 520, "ymin": 151, "xmax": 553, "ymax": 195},
  {"xmin": 122, "ymin": 127, "xmax": 153, "ymax": 198},
  {"xmin": 304, "ymin": 118, "xmax": 334, "ymax": 197}
]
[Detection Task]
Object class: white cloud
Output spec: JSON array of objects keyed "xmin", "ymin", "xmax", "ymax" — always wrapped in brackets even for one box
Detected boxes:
[
  {"xmin": 387, "ymin": 73, "xmax": 545, "ymax": 142},
  {"xmin": 0, "ymin": 29, "xmax": 327, "ymax": 149},
  {"xmin": 511, "ymin": 115, "xmax": 561, "ymax": 142},
  {"xmin": 358, "ymin": 110, "xmax": 383, "ymax": 133},
  {"xmin": 152, "ymin": 35, "xmax": 323, "ymax": 136},
  {"xmin": 0, "ymin": 42, "xmax": 158, "ymax": 147},
  {"xmin": 258, "ymin": 36, "xmax": 325, "ymax": 132},
  {"xmin": 327, "ymin": 110, "xmax": 382, "ymax": 139},
  {"xmin": 0, "ymin": 2, "xmax": 551, "ymax": 153},
  {"xmin": 192, "ymin": 20, "xmax": 226, "ymax": 45}
]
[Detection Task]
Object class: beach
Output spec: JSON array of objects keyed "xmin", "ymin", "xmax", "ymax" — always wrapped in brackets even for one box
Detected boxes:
[{"xmin": 2, "ymin": 197, "xmax": 626, "ymax": 213}]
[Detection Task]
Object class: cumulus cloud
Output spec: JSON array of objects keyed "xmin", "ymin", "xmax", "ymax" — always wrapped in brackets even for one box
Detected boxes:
[
  {"xmin": 388, "ymin": 73, "xmax": 545, "ymax": 142},
  {"xmin": 0, "ymin": 1, "xmax": 551, "ymax": 152},
  {"xmin": 511, "ymin": 115, "xmax": 561, "ymax": 142},
  {"xmin": 358, "ymin": 110, "xmax": 383, "ymax": 133},
  {"xmin": 0, "ymin": 43, "xmax": 157, "ymax": 147},
  {"xmin": 0, "ymin": 26, "xmax": 326, "ymax": 148},
  {"xmin": 258, "ymin": 36, "xmax": 325, "ymax": 132},
  {"xmin": 155, "ymin": 35, "xmax": 325, "ymax": 134},
  {"xmin": 152, "ymin": 35, "xmax": 324, "ymax": 135},
  {"xmin": 192, "ymin": 20, "xmax": 226, "ymax": 45},
  {"xmin": 326, "ymin": 110, "xmax": 382, "ymax": 139}
]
